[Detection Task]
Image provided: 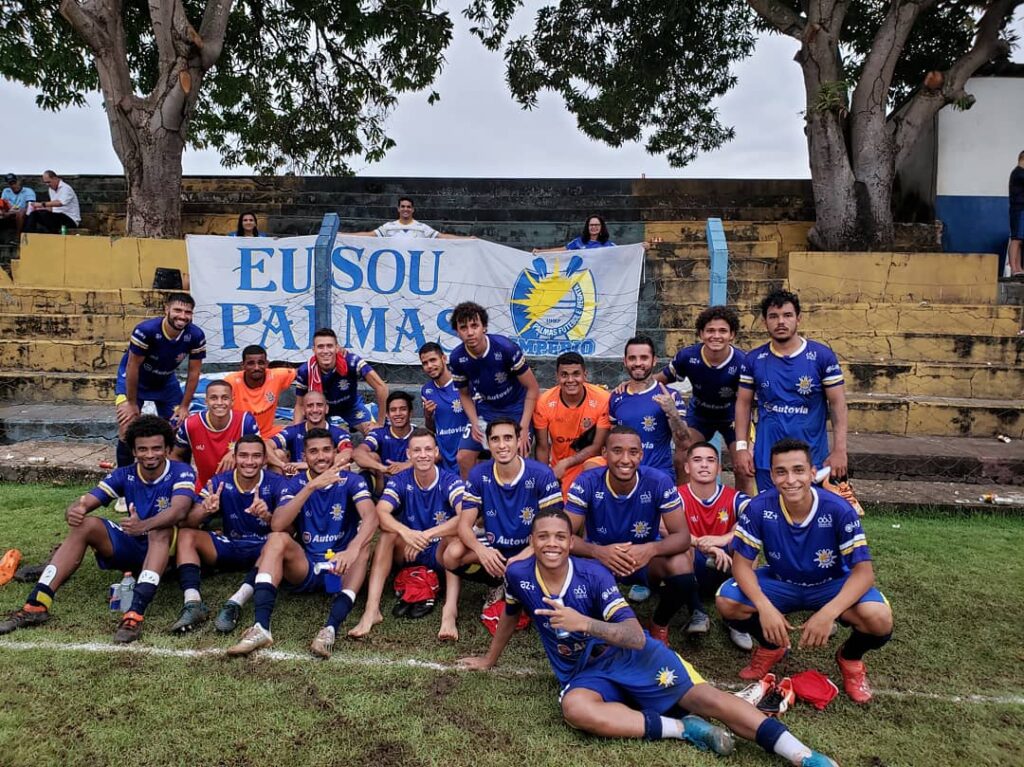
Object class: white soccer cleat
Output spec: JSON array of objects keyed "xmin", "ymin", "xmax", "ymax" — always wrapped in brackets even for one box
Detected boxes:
[{"xmin": 227, "ymin": 623, "xmax": 273, "ymax": 656}]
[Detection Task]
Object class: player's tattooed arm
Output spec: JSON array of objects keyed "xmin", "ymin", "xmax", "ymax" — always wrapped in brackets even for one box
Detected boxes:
[{"xmin": 584, "ymin": 616, "xmax": 645, "ymax": 651}]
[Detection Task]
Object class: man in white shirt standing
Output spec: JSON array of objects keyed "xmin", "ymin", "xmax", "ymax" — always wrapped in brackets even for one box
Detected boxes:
[
  {"xmin": 353, "ymin": 197, "xmax": 469, "ymax": 239},
  {"xmin": 24, "ymin": 170, "xmax": 81, "ymax": 234}
]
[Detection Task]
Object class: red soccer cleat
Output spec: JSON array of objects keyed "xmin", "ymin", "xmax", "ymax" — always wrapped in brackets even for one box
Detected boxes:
[
  {"xmin": 836, "ymin": 649, "xmax": 873, "ymax": 703},
  {"xmin": 739, "ymin": 646, "xmax": 787, "ymax": 680}
]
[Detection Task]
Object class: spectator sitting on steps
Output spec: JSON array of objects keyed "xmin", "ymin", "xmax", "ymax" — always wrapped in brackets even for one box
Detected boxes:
[
  {"xmin": 229, "ymin": 211, "xmax": 263, "ymax": 237},
  {"xmin": 23, "ymin": 170, "xmax": 80, "ymax": 234},
  {"xmin": 0, "ymin": 173, "xmax": 36, "ymax": 238}
]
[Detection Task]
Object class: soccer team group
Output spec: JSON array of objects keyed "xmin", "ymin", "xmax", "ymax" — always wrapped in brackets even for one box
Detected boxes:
[{"xmin": 0, "ymin": 288, "xmax": 896, "ymax": 766}]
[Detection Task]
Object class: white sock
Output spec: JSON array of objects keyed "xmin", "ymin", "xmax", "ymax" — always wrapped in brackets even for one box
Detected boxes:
[
  {"xmin": 183, "ymin": 588, "xmax": 201, "ymax": 604},
  {"xmin": 660, "ymin": 717, "xmax": 685, "ymax": 739},
  {"xmin": 774, "ymin": 731, "xmax": 812, "ymax": 763},
  {"xmin": 230, "ymin": 583, "xmax": 255, "ymax": 605},
  {"xmin": 138, "ymin": 569, "xmax": 160, "ymax": 586}
]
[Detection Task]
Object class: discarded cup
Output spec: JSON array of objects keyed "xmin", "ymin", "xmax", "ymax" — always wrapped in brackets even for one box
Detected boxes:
[
  {"xmin": 27, "ymin": 456, "xmax": 47, "ymax": 464},
  {"xmin": 995, "ymin": 434, "xmax": 1012, "ymax": 444},
  {"xmin": 98, "ymin": 460, "xmax": 115, "ymax": 469}
]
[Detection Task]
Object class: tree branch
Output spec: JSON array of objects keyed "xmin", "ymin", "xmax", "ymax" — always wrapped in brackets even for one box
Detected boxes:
[
  {"xmin": 894, "ymin": 0, "xmax": 1022, "ymax": 169},
  {"xmin": 148, "ymin": 0, "xmax": 176, "ymax": 64},
  {"xmin": 59, "ymin": 0, "xmax": 112, "ymax": 53},
  {"xmin": 746, "ymin": 0, "xmax": 806, "ymax": 38},
  {"xmin": 197, "ymin": 0, "xmax": 234, "ymax": 69}
]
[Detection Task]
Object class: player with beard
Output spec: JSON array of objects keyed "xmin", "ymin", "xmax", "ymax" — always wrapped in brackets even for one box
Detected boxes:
[
  {"xmin": 608, "ymin": 335, "xmax": 690, "ymax": 481},
  {"xmin": 266, "ymin": 390, "xmax": 352, "ymax": 476}
]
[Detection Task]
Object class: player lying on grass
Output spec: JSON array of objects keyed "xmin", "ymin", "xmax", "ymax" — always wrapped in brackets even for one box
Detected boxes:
[
  {"xmin": 169, "ymin": 435, "xmax": 290, "ymax": 634},
  {"xmin": 565, "ymin": 426, "xmax": 696, "ymax": 646},
  {"xmin": 442, "ymin": 418, "xmax": 562, "ymax": 585},
  {"xmin": 458, "ymin": 509, "xmax": 839, "ymax": 767},
  {"xmin": 226, "ymin": 429, "xmax": 377, "ymax": 659},
  {"xmin": 716, "ymin": 438, "xmax": 893, "ymax": 703},
  {"xmin": 0, "ymin": 415, "xmax": 195, "ymax": 644},
  {"xmin": 677, "ymin": 441, "xmax": 753, "ymax": 648},
  {"xmin": 348, "ymin": 429, "xmax": 463, "ymax": 640}
]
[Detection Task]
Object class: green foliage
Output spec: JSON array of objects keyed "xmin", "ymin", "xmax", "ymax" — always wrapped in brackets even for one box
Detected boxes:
[{"xmin": 0, "ymin": 0, "xmax": 453, "ymax": 174}]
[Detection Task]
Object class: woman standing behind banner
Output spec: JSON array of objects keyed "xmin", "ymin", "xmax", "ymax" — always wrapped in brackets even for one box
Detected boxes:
[
  {"xmin": 534, "ymin": 214, "xmax": 616, "ymax": 254},
  {"xmin": 229, "ymin": 211, "xmax": 263, "ymax": 237}
]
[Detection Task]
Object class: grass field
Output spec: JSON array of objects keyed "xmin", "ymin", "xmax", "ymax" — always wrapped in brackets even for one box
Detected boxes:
[{"xmin": 0, "ymin": 483, "xmax": 1021, "ymax": 767}]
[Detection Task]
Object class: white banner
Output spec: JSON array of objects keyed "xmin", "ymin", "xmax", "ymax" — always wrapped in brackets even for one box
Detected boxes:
[{"xmin": 186, "ymin": 235, "xmax": 644, "ymax": 365}]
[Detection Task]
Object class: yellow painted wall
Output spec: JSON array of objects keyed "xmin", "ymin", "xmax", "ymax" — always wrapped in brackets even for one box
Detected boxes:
[
  {"xmin": 13, "ymin": 234, "xmax": 187, "ymax": 289},
  {"xmin": 788, "ymin": 251, "xmax": 998, "ymax": 304}
]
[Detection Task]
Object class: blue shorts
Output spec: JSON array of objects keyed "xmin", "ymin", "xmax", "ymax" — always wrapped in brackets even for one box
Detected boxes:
[
  {"xmin": 209, "ymin": 533, "xmax": 266, "ymax": 570},
  {"xmin": 694, "ymin": 549, "xmax": 729, "ymax": 592},
  {"xmin": 686, "ymin": 411, "xmax": 736, "ymax": 445},
  {"xmin": 616, "ymin": 566, "xmax": 651, "ymax": 588},
  {"xmin": 328, "ymin": 398, "xmax": 372, "ymax": 430},
  {"xmin": 561, "ymin": 635, "xmax": 705, "ymax": 712},
  {"xmin": 94, "ymin": 518, "xmax": 150, "ymax": 571},
  {"xmin": 289, "ymin": 531, "xmax": 358, "ymax": 593},
  {"xmin": 458, "ymin": 403, "xmax": 528, "ymax": 452},
  {"xmin": 1011, "ymin": 208, "xmax": 1024, "ymax": 240},
  {"xmin": 115, "ymin": 358, "xmax": 182, "ymax": 419},
  {"xmin": 408, "ymin": 540, "xmax": 443, "ymax": 571},
  {"xmin": 716, "ymin": 568, "xmax": 888, "ymax": 614}
]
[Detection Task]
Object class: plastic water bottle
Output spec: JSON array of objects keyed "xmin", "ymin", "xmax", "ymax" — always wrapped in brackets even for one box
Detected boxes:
[{"xmin": 118, "ymin": 572, "xmax": 136, "ymax": 613}]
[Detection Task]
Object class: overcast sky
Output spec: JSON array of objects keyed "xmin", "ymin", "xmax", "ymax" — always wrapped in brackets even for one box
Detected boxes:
[{"xmin": 0, "ymin": 6, "xmax": 1020, "ymax": 180}]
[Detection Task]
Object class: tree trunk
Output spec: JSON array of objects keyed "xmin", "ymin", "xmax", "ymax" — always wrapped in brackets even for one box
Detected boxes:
[{"xmin": 124, "ymin": 133, "xmax": 186, "ymax": 238}]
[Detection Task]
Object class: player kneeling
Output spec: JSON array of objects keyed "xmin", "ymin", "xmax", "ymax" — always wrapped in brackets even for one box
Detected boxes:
[
  {"xmin": 0, "ymin": 416, "xmax": 195, "ymax": 644},
  {"xmin": 349, "ymin": 428, "xmax": 463, "ymax": 640},
  {"xmin": 169, "ymin": 435, "xmax": 289, "ymax": 634},
  {"xmin": 716, "ymin": 439, "xmax": 893, "ymax": 703},
  {"xmin": 226, "ymin": 428, "xmax": 378, "ymax": 659},
  {"xmin": 459, "ymin": 509, "xmax": 838, "ymax": 766}
]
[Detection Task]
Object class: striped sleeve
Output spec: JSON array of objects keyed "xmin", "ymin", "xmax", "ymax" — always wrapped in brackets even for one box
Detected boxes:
[
  {"xmin": 188, "ymin": 327, "xmax": 207, "ymax": 359},
  {"xmin": 820, "ymin": 346, "xmax": 844, "ymax": 388},
  {"xmin": 174, "ymin": 419, "xmax": 191, "ymax": 449},
  {"xmin": 538, "ymin": 469, "xmax": 563, "ymax": 510},
  {"xmin": 838, "ymin": 513, "xmax": 872, "ymax": 565},
  {"xmin": 594, "ymin": 567, "xmax": 634, "ymax": 623},
  {"xmin": 350, "ymin": 475, "xmax": 372, "ymax": 503},
  {"xmin": 172, "ymin": 467, "xmax": 197, "ymax": 495},
  {"xmin": 731, "ymin": 511, "xmax": 762, "ymax": 560},
  {"xmin": 91, "ymin": 471, "xmax": 123, "ymax": 503},
  {"xmin": 658, "ymin": 480, "xmax": 683, "ymax": 514},
  {"xmin": 446, "ymin": 478, "xmax": 465, "ymax": 508},
  {"xmin": 379, "ymin": 481, "xmax": 402, "ymax": 512}
]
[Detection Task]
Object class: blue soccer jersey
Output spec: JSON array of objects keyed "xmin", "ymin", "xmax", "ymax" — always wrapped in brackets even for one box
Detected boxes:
[
  {"xmin": 739, "ymin": 338, "xmax": 844, "ymax": 469},
  {"xmin": 504, "ymin": 556, "xmax": 634, "ymax": 685},
  {"xmin": 732, "ymin": 487, "xmax": 871, "ymax": 587},
  {"xmin": 282, "ymin": 470, "xmax": 373, "ymax": 559},
  {"xmin": 91, "ymin": 460, "xmax": 196, "ymax": 528},
  {"xmin": 663, "ymin": 343, "xmax": 746, "ymax": 422},
  {"xmin": 363, "ymin": 424, "xmax": 415, "ymax": 465},
  {"xmin": 463, "ymin": 458, "xmax": 562, "ymax": 552},
  {"xmin": 421, "ymin": 378, "xmax": 469, "ymax": 470},
  {"xmin": 608, "ymin": 382, "xmax": 686, "ymax": 477},
  {"xmin": 380, "ymin": 466, "xmax": 464, "ymax": 533},
  {"xmin": 272, "ymin": 423, "xmax": 352, "ymax": 462},
  {"xmin": 201, "ymin": 469, "xmax": 289, "ymax": 541},
  {"xmin": 121, "ymin": 317, "xmax": 206, "ymax": 391},
  {"xmin": 295, "ymin": 351, "xmax": 374, "ymax": 413},
  {"xmin": 448, "ymin": 334, "xmax": 530, "ymax": 414},
  {"xmin": 565, "ymin": 467, "xmax": 682, "ymax": 545}
]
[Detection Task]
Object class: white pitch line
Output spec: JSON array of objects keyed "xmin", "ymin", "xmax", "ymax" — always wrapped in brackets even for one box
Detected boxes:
[{"xmin": 1, "ymin": 639, "xmax": 1022, "ymax": 706}]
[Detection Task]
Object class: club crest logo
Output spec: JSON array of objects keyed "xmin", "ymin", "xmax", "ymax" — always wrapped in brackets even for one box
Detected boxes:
[
  {"xmin": 509, "ymin": 256, "xmax": 597, "ymax": 354},
  {"xmin": 797, "ymin": 375, "xmax": 814, "ymax": 395},
  {"xmin": 520, "ymin": 506, "xmax": 536, "ymax": 524},
  {"xmin": 631, "ymin": 520, "xmax": 651, "ymax": 538},
  {"xmin": 814, "ymin": 548, "xmax": 836, "ymax": 568},
  {"xmin": 330, "ymin": 503, "xmax": 344, "ymax": 521},
  {"xmin": 656, "ymin": 667, "xmax": 678, "ymax": 688}
]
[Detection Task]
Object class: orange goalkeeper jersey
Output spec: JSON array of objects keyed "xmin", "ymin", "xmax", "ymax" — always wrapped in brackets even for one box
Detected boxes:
[{"xmin": 533, "ymin": 383, "xmax": 611, "ymax": 494}]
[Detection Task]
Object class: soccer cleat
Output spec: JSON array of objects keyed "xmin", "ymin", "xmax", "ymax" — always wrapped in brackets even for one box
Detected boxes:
[
  {"xmin": 214, "ymin": 600, "xmax": 242, "ymax": 633},
  {"xmin": 734, "ymin": 673, "xmax": 775, "ymax": 706},
  {"xmin": 169, "ymin": 601, "xmax": 210, "ymax": 633},
  {"xmin": 648, "ymin": 621, "xmax": 670, "ymax": 646},
  {"xmin": 392, "ymin": 600, "xmax": 412, "ymax": 618},
  {"xmin": 836, "ymin": 649, "xmax": 873, "ymax": 703},
  {"xmin": 821, "ymin": 475, "xmax": 864, "ymax": 517},
  {"xmin": 0, "ymin": 549, "xmax": 22, "ymax": 586},
  {"xmin": 407, "ymin": 600, "xmax": 435, "ymax": 620},
  {"xmin": 227, "ymin": 623, "xmax": 273, "ymax": 656},
  {"xmin": 729, "ymin": 627, "xmax": 754, "ymax": 651},
  {"xmin": 310, "ymin": 626, "xmax": 336, "ymax": 659},
  {"xmin": 0, "ymin": 605, "xmax": 50, "ymax": 635},
  {"xmin": 801, "ymin": 752, "xmax": 840, "ymax": 767},
  {"xmin": 684, "ymin": 609, "xmax": 710, "ymax": 634},
  {"xmin": 756, "ymin": 676, "xmax": 795, "ymax": 717},
  {"xmin": 739, "ymin": 646, "xmax": 787, "ymax": 680},
  {"xmin": 681, "ymin": 715, "xmax": 736, "ymax": 756},
  {"xmin": 627, "ymin": 584, "xmax": 651, "ymax": 602},
  {"xmin": 113, "ymin": 610, "xmax": 145, "ymax": 644}
]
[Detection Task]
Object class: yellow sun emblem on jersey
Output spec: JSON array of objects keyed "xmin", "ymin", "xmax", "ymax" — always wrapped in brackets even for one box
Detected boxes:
[
  {"xmin": 433, "ymin": 511, "xmax": 448, "ymax": 525},
  {"xmin": 331, "ymin": 503, "xmax": 344, "ymax": 521},
  {"xmin": 797, "ymin": 375, "xmax": 814, "ymax": 395},
  {"xmin": 641, "ymin": 415, "xmax": 657, "ymax": 432},
  {"xmin": 718, "ymin": 509, "xmax": 730, "ymax": 524},
  {"xmin": 656, "ymin": 667, "xmax": 678, "ymax": 688},
  {"xmin": 155, "ymin": 496, "xmax": 170, "ymax": 510},
  {"xmin": 520, "ymin": 506, "xmax": 536, "ymax": 524},
  {"xmin": 814, "ymin": 548, "xmax": 836, "ymax": 568},
  {"xmin": 631, "ymin": 520, "xmax": 651, "ymax": 538}
]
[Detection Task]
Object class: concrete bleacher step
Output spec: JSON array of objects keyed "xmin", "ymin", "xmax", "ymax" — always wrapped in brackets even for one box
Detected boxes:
[
  {"xmin": 842, "ymin": 360, "xmax": 1023, "ymax": 399},
  {"xmin": 0, "ymin": 340, "xmax": 123, "ymax": 372},
  {"xmin": 0, "ymin": 313, "xmax": 144, "ymax": 340},
  {"xmin": 0, "ymin": 286, "xmax": 165, "ymax": 315},
  {"xmin": 655, "ymin": 277, "xmax": 786, "ymax": 305},
  {"xmin": 0, "ymin": 371, "xmax": 115, "ymax": 403},
  {"xmin": 847, "ymin": 393, "xmax": 1024, "ymax": 438}
]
